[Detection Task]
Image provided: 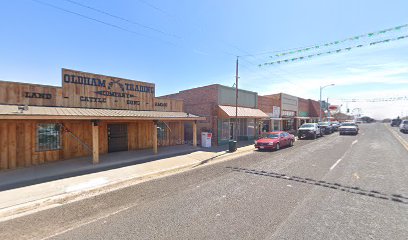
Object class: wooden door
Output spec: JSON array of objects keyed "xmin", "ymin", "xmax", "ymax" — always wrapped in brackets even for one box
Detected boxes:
[{"xmin": 108, "ymin": 124, "xmax": 128, "ymax": 153}]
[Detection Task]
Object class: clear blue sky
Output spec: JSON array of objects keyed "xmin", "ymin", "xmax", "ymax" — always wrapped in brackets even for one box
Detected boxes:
[{"xmin": 1, "ymin": 0, "xmax": 408, "ymax": 118}]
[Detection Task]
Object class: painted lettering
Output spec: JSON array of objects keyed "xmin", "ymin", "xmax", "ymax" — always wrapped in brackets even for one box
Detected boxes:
[
  {"xmin": 127, "ymin": 100, "xmax": 141, "ymax": 105},
  {"xmin": 24, "ymin": 92, "xmax": 52, "ymax": 99},
  {"xmin": 63, "ymin": 74, "xmax": 106, "ymax": 87},
  {"xmin": 154, "ymin": 102, "xmax": 168, "ymax": 107},
  {"xmin": 79, "ymin": 96, "xmax": 106, "ymax": 103}
]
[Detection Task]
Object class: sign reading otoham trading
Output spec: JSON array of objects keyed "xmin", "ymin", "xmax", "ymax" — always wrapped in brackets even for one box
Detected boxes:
[{"xmin": 62, "ymin": 69, "xmax": 155, "ymax": 110}]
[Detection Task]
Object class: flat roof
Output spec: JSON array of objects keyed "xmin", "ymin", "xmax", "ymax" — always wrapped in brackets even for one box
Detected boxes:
[{"xmin": 0, "ymin": 104, "xmax": 205, "ymax": 121}]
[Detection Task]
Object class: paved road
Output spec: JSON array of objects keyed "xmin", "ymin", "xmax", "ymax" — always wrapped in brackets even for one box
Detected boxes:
[{"xmin": 1, "ymin": 123, "xmax": 407, "ymax": 240}]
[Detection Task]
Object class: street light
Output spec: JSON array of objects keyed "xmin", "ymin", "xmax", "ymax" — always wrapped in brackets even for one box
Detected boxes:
[{"xmin": 319, "ymin": 84, "xmax": 335, "ymax": 122}]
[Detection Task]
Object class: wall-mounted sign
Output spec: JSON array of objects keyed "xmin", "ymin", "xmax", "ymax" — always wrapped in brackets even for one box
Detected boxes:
[
  {"xmin": 281, "ymin": 110, "xmax": 295, "ymax": 117},
  {"xmin": 281, "ymin": 93, "xmax": 298, "ymax": 112},
  {"xmin": 155, "ymin": 102, "xmax": 168, "ymax": 107},
  {"xmin": 62, "ymin": 69, "xmax": 155, "ymax": 110},
  {"xmin": 271, "ymin": 106, "xmax": 280, "ymax": 118},
  {"xmin": 24, "ymin": 92, "xmax": 52, "ymax": 99}
]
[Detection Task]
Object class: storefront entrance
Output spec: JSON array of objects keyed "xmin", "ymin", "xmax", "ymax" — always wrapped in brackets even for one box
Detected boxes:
[
  {"xmin": 229, "ymin": 122, "xmax": 234, "ymax": 140},
  {"xmin": 108, "ymin": 124, "xmax": 128, "ymax": 153}
]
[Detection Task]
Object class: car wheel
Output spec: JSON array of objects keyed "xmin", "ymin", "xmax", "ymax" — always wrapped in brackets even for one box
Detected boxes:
[
  {"xmin": 313, "ymin": 132, "xmax": 317, "ymax": 139},
  {"xmin": 276, "ymin": 143, "xmax": 280, "ymax": 151},
  {"xmin": 289, "ymin": 140, "xmax": 294, "ymax": 147}
]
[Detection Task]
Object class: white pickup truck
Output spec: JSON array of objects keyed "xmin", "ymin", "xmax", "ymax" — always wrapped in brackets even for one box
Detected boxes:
[{"xmin": 297, "ymin": 123, "xmax": 323, "ymax": 139}]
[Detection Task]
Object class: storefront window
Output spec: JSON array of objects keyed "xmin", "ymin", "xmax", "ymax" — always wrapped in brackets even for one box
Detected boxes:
[
  {"xmin": 239, "ymin": 119, "xmax": 247, "ymax": 136},
  {"xmin": 283, "ymin": 119, "xmax": 294, "ymax": 131},
  {"xmin": 221, "ymin": 119, "xmax": 230, "ymax": 140},
  {"xmin": 36, "ymin": 124, "xmax": 61, "ymax": 151},
  {"xmin": 271, "ymin": 120, "xmax": 280, "ymax": 131},
  {"xmin": 157, "ymin": 122, "xmax": 168, "ymax": 144},
  {"xmin": 247, "ymin": 119, "xmax": 255, "ymax": 136}
]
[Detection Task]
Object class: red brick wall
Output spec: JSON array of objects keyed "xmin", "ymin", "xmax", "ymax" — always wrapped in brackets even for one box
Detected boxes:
[
  {"xmin": 308, "ymin": 99, "xmax": 322, "ymax": 118},
  {"xmin": 161, "ymin": 85, "xmax": 219, "ymax": 145},
  {"xmin": 298, "ymin": 98, "xmax": 309, "ymax": 114},
  {"xmin": 258, "ymin": 95, "xmax": 281, "ymax": 113}
]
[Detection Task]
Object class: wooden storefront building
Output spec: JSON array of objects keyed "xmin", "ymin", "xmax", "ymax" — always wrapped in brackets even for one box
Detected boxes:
[{"xmin": 0, "ymin": 69, "xmax": 204, "ymax": 171}]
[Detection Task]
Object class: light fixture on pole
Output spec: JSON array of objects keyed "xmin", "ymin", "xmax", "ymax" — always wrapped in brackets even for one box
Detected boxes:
[{"xmin": 319, "ymin": 84, "xmax": 335, "ymax": 122}]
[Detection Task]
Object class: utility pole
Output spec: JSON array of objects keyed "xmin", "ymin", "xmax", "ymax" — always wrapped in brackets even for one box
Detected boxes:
[{"xmin": 235, "ymin": 56, "xmax": 239, "ymax": 142}]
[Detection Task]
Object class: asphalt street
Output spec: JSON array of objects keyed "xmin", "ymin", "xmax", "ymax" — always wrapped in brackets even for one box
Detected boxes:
[{"xmin": 1, "ymin": 123, "xmax": 407, "ymax": 240}]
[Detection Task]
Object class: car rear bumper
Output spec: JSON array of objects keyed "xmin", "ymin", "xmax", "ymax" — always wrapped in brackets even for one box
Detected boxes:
[
  {"xmin": 339, "ymin": 129, "xmax": 358, "ymax": 134},
  {"xmin": 298, "ymin": 130, "xmax": 316, "ymax": 138},
  {"xmin": 255, "ymin": 144, "xmax": 275, "ymax": 150}
]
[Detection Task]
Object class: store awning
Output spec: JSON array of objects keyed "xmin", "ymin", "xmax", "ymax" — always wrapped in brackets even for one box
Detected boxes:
[
  {"xmin": 294, "ymin": 116, "xmax": 311, "ymax": 119},
  {"xmin": 0, "ymin": 104, "xmax": 206, "ymax": 121},
  {"xmin": 218, "ymin": 105, "xmax": 268, "ymax": 118}
]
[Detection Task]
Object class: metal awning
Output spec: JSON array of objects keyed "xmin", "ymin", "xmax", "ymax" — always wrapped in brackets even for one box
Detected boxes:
[
  {"xmin": 218, "ymin": 105, "xmax": 268, "ymax": 118},
  {"xmin": 0, "ymin": 104, "xmax": 206, "ymax": 121}
]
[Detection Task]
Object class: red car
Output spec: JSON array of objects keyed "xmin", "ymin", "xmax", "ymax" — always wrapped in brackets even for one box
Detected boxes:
[{"xmin": 254, "ymin": 131, "xmax": 295, "ymax": 151}]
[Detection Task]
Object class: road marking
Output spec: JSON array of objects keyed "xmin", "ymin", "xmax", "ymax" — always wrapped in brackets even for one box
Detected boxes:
[
  {"xmin": 385, "ymin": 125, "xmax": 408, "ymax": 152},
  {"xmin": 330, "ymin": 139, "xmax": 358, "ymax": 171},
  {"xmin": 41, "ymin": 205, "xmax": 134, "ymax": 240},
  {"xmin": 330, "ymin": 158, "xmax": 343, "ymax": 170}
]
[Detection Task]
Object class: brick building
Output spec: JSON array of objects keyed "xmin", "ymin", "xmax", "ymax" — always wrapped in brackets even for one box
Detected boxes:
[
  {"xmin": 258, "ymin": 94, "xmax": 324, "ymax": 133},
  {"xmin": 163, "ymin": 84, "xmax": 268, "ymax": 145}
]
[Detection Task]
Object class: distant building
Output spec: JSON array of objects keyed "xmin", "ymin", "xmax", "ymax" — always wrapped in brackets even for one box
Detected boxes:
[{"xmin": 162, "ymin": 84, "xmax": 268, "ymax": 145}]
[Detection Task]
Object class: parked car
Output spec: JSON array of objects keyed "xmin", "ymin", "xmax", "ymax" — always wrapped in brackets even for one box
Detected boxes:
[
  {"xmin": 339, "ymin": 122, "xmax": 359, "ymax": 135},
  {"xmin": 331, "ymin": 121, "xmax": 340, "ymax": 131},
  {"xmin": 391, "ymin": 118, "xmax": 402, "ymax": 127},
  {"xmin": 254, "ymin": 131, "xmax": 295, "ymax": 151},
  {"xmin": 400, "ymin": 120, "xmax": 408, "ymax": 133},
  {"xmin": 297, "ymin": 123, "xmax": 322, "ymax": 139},
  {"xmin": 318, "ymin": 122, "xmax": 334, "ymax": 134}
]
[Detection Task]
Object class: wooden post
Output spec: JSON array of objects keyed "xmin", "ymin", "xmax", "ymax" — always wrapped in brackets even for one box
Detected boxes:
[
  {"xmin": 193, "ymin": 120, "xmax": 197, "ymax": 147},
  {"xmin": 153, "ymin": 121, "xmax": 158, "ymax": 154},
  {"xmin": 92, "ymin": 120, "xmax": 99, "ymax": 164}
]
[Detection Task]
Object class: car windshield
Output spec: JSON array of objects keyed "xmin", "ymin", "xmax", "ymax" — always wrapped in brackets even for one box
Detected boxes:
[
  {"xmin": 341, "ymin": 123, "xmax": 356, "ymax": 126},
  {"xmin": 301, "ymin": 124, "xmax": 314, "ymax": 128},
  {"xmin": 262, "ymin": 133, "xmax": 279, "ymax": 139}
]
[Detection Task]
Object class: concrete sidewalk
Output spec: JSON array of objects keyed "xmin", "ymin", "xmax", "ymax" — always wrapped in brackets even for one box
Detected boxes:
[{"xmin": 0, "ymin": 141, "xmax": 255, "ymax": 220}]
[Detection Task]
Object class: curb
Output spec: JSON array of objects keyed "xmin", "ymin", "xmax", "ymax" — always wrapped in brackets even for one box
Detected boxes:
[
  {"xmin": 0, "ymin": 146, "xmax": 255, "ymax": 222},
  {"xmin": 0, "ymin": 148, "xmax": 199, "ymax": 192}
]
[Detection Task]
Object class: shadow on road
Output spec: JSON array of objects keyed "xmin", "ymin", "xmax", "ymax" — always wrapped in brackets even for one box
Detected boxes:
[{"xmin": 227, "ymin": 167, "xmax": 408, "ymax": 205}]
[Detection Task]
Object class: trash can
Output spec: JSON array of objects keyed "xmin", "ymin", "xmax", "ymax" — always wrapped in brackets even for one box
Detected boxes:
[{"xmin": 228, "ymin": 140, "xmax": 237, "ymax": 152}]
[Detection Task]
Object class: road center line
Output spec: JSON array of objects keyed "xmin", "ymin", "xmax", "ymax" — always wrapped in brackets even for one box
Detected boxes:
[
  {"xmin": 330, "ymin": 158, "xmax": 343, "ymax": 170},
  {"xmin": 330, "ymin": 139, "xmax": 357, "ymax": 171}
]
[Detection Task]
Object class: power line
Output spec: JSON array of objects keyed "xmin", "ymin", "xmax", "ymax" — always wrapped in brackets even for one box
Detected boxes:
[
  {"xmin": 32, "ymin": 0, "xmax": 176, "ymax": 46},
  {"xmin": 62, "ymin": 0, "xmax": 179, "ymax": 38},
  {"xmin": 136, "ymin": 0, "xmax": 172, "ymax": 17}
]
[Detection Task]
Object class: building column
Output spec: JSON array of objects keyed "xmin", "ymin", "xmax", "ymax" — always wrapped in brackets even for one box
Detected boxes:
[
  {"xmin": 92, "ymin": 120, "xmax": 99, "ymax": 164},
  {"xmin": 193, "ymin": 120, "xmax": 197, "ymax": 147},
  {"xmin": 153, "ymin": 120, "xmax": 158, "ymax": 154}
]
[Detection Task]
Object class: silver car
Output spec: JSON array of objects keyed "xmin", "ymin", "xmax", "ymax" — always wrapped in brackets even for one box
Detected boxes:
[{"xmin": 400, "ymin": 120, "xmax": 408, "ymax": 133}]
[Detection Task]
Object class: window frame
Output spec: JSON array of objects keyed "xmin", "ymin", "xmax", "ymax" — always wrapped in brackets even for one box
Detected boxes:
[{"xmin": 36, "ymin": 123, "xmax": 62, "ymax": 152}]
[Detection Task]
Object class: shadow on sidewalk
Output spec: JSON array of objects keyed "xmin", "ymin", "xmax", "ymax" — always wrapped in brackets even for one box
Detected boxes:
[{"xmin": 227, "ymin": 167, "xmax": 408, "ymax": 205}]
